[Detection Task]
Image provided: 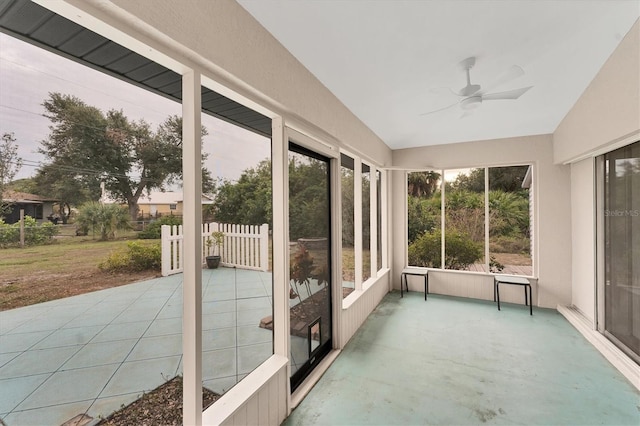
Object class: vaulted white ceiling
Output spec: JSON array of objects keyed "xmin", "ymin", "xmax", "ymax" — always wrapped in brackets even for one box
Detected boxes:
[{"xmin": 238, "ymin": 0, "xmax": 639, "ymax": 149}]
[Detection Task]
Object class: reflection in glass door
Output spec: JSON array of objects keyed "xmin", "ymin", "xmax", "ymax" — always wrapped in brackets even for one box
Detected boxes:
[
  {"xmin": 288, "ymin": 143, "xmax": 332, "ymax": 391},
  {"xmin": 604, "ymin": 141, "xmax": 640, "ymax": 361}
]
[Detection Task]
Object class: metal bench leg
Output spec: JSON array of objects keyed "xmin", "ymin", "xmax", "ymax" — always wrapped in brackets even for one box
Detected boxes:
[
  {"xmin": 424, "ymin": 274, "xmax": 428, "ymax": 301},
  {"xmin": 401, "ymin": 273, "xmax": 404, "ymax": 298},
  {"xmin": 496, "ymin": 282, "xmax": 501, "ymax": 311},
  {"xmin": 528, "ymin": 285, "xmax": 532, "ymax": 316}
]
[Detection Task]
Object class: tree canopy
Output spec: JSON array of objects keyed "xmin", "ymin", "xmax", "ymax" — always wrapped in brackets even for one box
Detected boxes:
[
  {"xmin": 0, "ymin": 132, "xmax": 22, "ymax": 217},
  {"xmin": 37, "ymin": 93, "xmax": 212, "ymax": 221}
]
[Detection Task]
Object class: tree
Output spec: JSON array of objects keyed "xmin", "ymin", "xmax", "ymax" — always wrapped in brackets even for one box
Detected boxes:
[
  {"xmin": 0, "ymin": 132, "xmax": 22, "ymax": 217},
  {"xmin": 6, "ymin": 177, "xmax": 38, "ymax": 194},
  {"xmin": 451, "ymin": 166, "xmax": 529, "ymax": 193},
  {"xmin": 212, "ymin": 159, "xmax": 272, "ymax": 226},
  {"xmin": 38, "ymin": 93, "xmax": 211, "ymax": 220},
  {"xmin": 408, "ymin": 171, "xmax": 441, "ymax": 198}
]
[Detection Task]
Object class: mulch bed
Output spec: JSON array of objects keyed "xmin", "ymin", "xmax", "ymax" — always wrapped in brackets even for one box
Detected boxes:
[{"xmin": 96, "ymin": 376, "xmax": 220, "ymax": 426}]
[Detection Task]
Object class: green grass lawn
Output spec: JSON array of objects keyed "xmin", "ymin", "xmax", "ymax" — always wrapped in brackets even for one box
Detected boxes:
[{"xmin": 0, "ymin": 231, "xmax": 160, "ymax": 310}]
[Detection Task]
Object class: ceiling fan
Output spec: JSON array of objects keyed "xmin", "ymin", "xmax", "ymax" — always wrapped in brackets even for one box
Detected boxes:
[{"xmin": 422, "ymin": 57, "xmax": 533, "ymax": 117}]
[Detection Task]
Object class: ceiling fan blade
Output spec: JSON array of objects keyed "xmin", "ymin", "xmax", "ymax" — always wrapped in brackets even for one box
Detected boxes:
[
  {"xmin": 482, "ymin": 86, "xmax": 533, "ymax": 101},
  {"xmin": 460, "ymin": 110, "xmax": 474, "ymax": 119},
  {"xmin": 481, "ymin": 65, "xmax": 525, "ymax": 94},
  {"xmin": 428, "ymin": 87, "xmax": 460, "ymax": 97},
  {"xmin": 420, "ymin": 101, "xmax": 460, "ymax": 116}
]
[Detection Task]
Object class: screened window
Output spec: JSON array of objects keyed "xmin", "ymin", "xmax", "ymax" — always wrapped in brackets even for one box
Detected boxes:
[{"xmin": 408, "ymin": 166, "xmax": 532, "ymax": 275}]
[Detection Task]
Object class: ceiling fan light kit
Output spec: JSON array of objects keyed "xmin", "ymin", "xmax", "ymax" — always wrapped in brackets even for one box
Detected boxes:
[{"xmin": 422, "ymin": 56, "xmax": 533, "ymax": 117}]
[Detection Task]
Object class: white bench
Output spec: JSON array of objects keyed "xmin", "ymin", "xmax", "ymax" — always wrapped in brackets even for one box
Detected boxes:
[
  {"xmin": 494, "ymin": 274, "xmax": 532, "ymax": 315},
  {"xmin": 401, "ymin": 267, "xmax": 429, "ymax": 300}
]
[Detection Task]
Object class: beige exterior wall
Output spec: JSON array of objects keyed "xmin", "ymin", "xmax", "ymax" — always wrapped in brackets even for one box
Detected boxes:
[
  {"xmin": 553, "ymin": 20, "xmax": 639, "ymax": 324},
  {"xmin": 392, "ymin": 134, "xmax": 572, "ymax": 309},
  {"xmin": 570, "ymin": 158, "xmax": 596, "ymax": 323},
  {"xmin": 554, "ymin": 20, "xmax": 640, "ymax": 164}
]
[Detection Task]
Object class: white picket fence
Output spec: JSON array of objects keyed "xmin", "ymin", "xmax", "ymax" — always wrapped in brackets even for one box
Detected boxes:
[{"xmin": 161, "ymin": 222, "xmax": 269, "ymax": 276}]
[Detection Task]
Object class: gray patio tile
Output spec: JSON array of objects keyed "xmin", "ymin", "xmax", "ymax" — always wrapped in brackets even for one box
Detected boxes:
[
  {"xmin": 0, "ymin": 330, "xmax": 51, "ymax": 353},
  {"xmin": 236, "ymin": 296, "xmax": 271, "ymax": 311},
  {"xmin": 88, "ymin": 391, "xmax": 140, "ymax": 420},
  {"xmin": 99, "ymin": 356, "xmax": 181, "ymax": 398},
  {"xmin": 235, "ymin": 271, "xmax": 264, "ymax": 283},
  {"xmin": 236, "ymin": 307, "xmax": 271, "ymax": 327},
  {"xmin": 0, "ymin": 352, "xmax": 19, "ymax": 368},
  {"xmin": 237, "ymin": 325, "xmax": 273, "ymax": 346},
  {"xmin": 126, "ymin": 334, "xmax": 182, "ymax": 361},
  {"xmin": 156, "ymin": 304, "xmax": 183, "ymax": 319},
  {"xmin": 32, "ymin": 325, "xmax": 105, "ymax": 350},
  {"xmin": 0, "ymin": 373, "xmax": 50, "ymax": 413},
  {"xmin": 207, "ymin": 290, "xmax": 238, "ymax": 301},
  {"xmin": 16, "ymin": 364, "xmax": 119, "ymax": 410},
  {"xmin": 203, "ymin": 375, "xmax": 238, "ymax": 395},
  {"xmin": 237, "ymin": 342, "xmax": 272, "ymax": 374},
  {"xmin": 202, "ymin": 311, "xmax": 236, "ymax": 330},
  {"xmin": 111, "ymin": 306, "xmax": 163, "ymax": 323},
  {"xmin": 202, "ymin": 348, "xmax": 236, "ymax": 381},
  {"xmin": 203, "ymin": 299, "xmax": 236, "ymax": 314},
  {"xmin": 3, "ymin": 400, "xmax": 93, "ymax": 426},
  {"xmin": 237, "ymin": 280, "xmax": 268, "ymax": 291},
  {"xmin": 0, "ymin": 345, "xmax": 81, "ymax": 379},
  {"xmin": 237, "ymin": 287, "xmax": 268, "ymax": 298},
  {"xmin": 6, "ymin": 316, "xmax": 72, "ymax": 334},
  {"xmin": 203, "ymin": 327, "xmax": 236, "ymax": 351},
  {"xmin": 62, "ymin": 339, "xmax": 138, "ymax": 369},
  {"xmin": 144, "ymin": 317, "xmax": 182, "ymax": 337},
  {"xmin": 90, "ymin": 320, "xmax": 152, "ymax": 343},
  {"xmin": 0, "ymin": 314, "xmax": 33, "ymax": 335},
  {"xmin": 64, "ymin": 311, "xmax": 122, "ymax": 328}
]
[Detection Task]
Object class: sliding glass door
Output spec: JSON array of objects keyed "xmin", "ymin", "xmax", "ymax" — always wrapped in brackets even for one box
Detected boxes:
[
  {"xmin": 288, "ymin": 143, "xmax": 333, "ymax": 391},
  {"xmin": 603, "ymin": 141, "xmax": 640, "ymax": 361}
]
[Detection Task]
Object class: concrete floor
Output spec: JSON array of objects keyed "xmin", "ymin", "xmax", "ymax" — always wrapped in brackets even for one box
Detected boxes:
[{"xmin": 285, "ymin": 292, "xmax": 640, "ymax": 425}]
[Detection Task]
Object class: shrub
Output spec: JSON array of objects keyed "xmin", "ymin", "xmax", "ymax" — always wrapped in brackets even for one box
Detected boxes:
[
  {"xmin": 138, "ymin": 215, "xmax": 182, "ymax": 239},
  {"xmin": 408, "ymin": 228, "xmax": 482, "ymax": 270},
  {"xmin": 0, "ymin": 216, "xmax": 59, "ymax": 248},
  {"xmin": 489, "ymin": 235, "xmax": 530, "ymax": 254},
  {"xmin": 99, "ymin": 241, "xmax": 161, "ymax": 272}
]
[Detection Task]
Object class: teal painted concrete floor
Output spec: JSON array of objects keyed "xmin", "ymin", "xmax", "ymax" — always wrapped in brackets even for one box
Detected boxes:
[
  {"xmin": 0, "ymin": 267, "xmax": 276, "ymax": 425},
  {"xmin": 285, "ymin": 292, "xmax": 640, "ymax": 426}
]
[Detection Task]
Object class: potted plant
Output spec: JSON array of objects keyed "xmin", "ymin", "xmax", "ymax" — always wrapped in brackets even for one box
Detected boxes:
[{"xmin": 205, "ymin": 230, "xmax": 225, "ymax": 269}]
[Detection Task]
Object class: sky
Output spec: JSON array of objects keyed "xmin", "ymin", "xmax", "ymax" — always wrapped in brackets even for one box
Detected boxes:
[{"xmin": 0, "ymin": 32, "xmax": 270, "ymax": 185}]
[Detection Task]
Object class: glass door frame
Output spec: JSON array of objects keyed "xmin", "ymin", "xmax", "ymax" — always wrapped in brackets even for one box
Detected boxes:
[{"xmin": 286, "ymin": 127, "xmax": 341, "ymax": 392}]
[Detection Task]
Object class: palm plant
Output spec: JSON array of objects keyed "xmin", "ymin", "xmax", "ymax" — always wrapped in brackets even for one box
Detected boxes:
[{"xmin": 76, "ymin": 202, "xmax": 130, "ymax": 240}]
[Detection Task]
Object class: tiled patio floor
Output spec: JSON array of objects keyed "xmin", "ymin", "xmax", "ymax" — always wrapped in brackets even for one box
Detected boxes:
[
  {"xmin": 0, "ymin": 267, "xmax": 274, "ymax": 425},
  {"xmin": 285, "ymin": 292, "xmax": 640, "ymax": 425}
]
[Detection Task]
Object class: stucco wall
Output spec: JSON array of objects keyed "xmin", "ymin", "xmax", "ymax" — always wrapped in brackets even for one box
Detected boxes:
[
  {"xmin": 392, "ymin": 134, "xmax": 572, "ymax": 309},
  {"xmin": 554, "ymin": 19, "xmax": 640, "ymax": 164},
  {"xmin": 570, "ymin": 158, "xmax": 596, "ymax": 323}
]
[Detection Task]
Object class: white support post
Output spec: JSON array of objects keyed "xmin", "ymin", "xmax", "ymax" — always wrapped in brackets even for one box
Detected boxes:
[
  {"xmin": 272, "ymin": 117, "xmax": 291, "ymax": 410},
  {"xmin": 370, "ymin": 165, "xmax": 378, "ymax": 277},
  {"xmin": 484, "ymin": 167, "xmax": 490, "ymax": 271},
  {"xmin": 161, "ymin": 225, "xmax": 170, "ymax": 276},
  {"xmin": 260, "ymin": 223, "xmax": 269, "ymax": 271},
  {"xmin": 182, "ymin": 69, "xmax": 203, "ymax": 426},
  {"xmin": 440, "ymin": 170, "xmax": 446, "ymax": 269},
  {"xmin": 381, "ymin": 170, "xmax": 389, "ymax": 270},
  {"xmin": 354, "ymin": 158, "xmax": 363, "ymax": 290}
]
